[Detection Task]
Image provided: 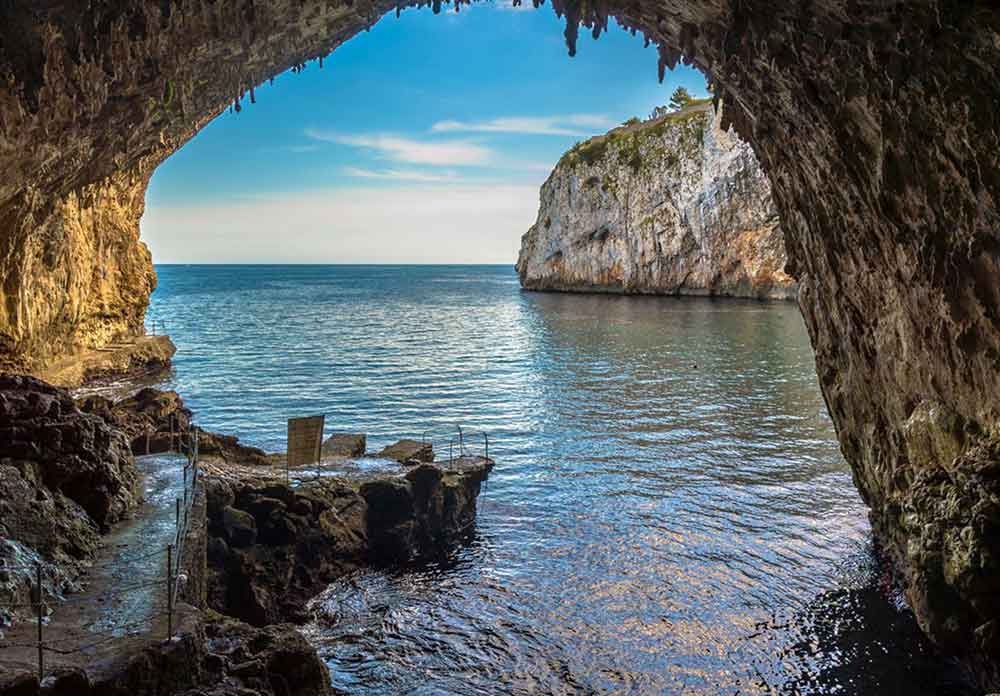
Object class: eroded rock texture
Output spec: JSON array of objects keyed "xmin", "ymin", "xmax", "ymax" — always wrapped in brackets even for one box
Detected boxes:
[
  {"xmin": 0, "ymin": 0, "xmax": 999, "ymax": 686},
  {"xmin": 0, "ymin": 375, "xmax": 139, "ymax": 620},
  {"xmin": 203, "ymin": 457, "xmax": 492, "ymax": 626},
  {"xmin": 517, "ymin": 103, "xmax": 795, "ymax": 299}
]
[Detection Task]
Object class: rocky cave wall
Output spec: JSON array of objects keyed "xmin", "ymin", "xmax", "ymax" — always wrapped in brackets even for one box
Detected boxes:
[{"xmin": 1, "ymin": 0, "xmax": 999, "ymax": 687}]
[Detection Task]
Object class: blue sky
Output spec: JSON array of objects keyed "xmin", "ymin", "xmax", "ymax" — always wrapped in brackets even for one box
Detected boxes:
[{"xmin": 143, "ymin": 2, "xmax": 708, "ymax": 263}]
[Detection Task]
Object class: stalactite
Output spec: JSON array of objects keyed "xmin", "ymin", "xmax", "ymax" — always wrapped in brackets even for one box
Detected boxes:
[
  {"xmin": 249, "ymin": 85, "xmax": 256, "ymax": 104},
  {"xmin": 562, "ymin": 0, "xmax": 581, "ymax": 56}
]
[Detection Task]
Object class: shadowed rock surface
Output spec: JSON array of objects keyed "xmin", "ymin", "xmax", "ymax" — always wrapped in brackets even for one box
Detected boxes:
[
  {"xmin": 203, "ymin": 456, "xmax": 492, "ymax": 626},
  {"xmin": 0, "ymin": 375, "xmax": 140, "ymax": 629},
  {"xmin": 0, "ymin": 0, "xmax": 998, "ymax": 686},
  {"xmin": 517, "ymin": 102, "xmax": 795, "ymax": 299},
  {"xmin": 77, "ymin": 387, "xmax": 269, "ymax": 464},
  {"xmin": 0, "ymin": 614, "xmax": 332, "ymax": 696}
]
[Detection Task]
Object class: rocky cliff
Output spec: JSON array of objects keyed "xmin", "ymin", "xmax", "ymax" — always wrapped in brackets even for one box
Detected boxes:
[
  {"xmin": 0, "ymin": 171, "xmax": 158, "ymax": 374},
  {"xmin": 517, "ymin": 103, "xmax": 796, "ymax": 299},
  {"xmin": 0, "ymin": 0, "xmax": 999, "ymax": 688}
]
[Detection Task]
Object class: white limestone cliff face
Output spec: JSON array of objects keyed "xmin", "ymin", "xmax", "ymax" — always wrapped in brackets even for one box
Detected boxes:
[{"xmin": 516, "ymin": 103, "xmax": 796, "ymax": 300}]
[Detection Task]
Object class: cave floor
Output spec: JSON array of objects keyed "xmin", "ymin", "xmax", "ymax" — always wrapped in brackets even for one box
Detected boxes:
[{"xmin": 0, "ymin": 454, "xmax": 197, "ymax": 682}]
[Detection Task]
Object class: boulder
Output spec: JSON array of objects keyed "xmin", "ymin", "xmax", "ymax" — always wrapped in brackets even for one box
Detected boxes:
[
  {"xmin": 321, "ymin": 432, "xmax": 366, "ymax": 458},
  {"xmin": 204, "ymin": 457, "xmax": 492, "ymax": 626},
  {"xmin": 376, "ymin": 439, "xmax": 434, "ymax": 464},
  {"xmin": 222, "ymin": 506, "xmax": 257, "ymax": 548},
  {"xmin": 0, "ymin": 375, "xmax": 138, "ymax": 531}
]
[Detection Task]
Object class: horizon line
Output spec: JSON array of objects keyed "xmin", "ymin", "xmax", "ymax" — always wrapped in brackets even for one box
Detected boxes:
[{"xmin": 152, "ymin": 261, "xmax": 518, "ymax": 266}]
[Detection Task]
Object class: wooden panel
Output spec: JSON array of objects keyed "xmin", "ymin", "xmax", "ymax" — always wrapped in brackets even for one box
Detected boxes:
[{"xmin": 287, "ymin": 415, "xmax": 325, "ymax": 467}]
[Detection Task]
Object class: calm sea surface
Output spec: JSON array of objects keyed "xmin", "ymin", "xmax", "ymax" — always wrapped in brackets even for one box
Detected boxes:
[{"xmin": 146, "ymin": 264, "xmax": 967, "ymax": 695}]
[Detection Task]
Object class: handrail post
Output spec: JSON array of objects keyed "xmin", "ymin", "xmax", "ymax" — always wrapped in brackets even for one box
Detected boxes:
[
  {"xmin": 166, "ymin": 544, "xmax": 173, "ymax": 639},
  {"xmin": 484, "ymin": 432, "xmax": 489, "ymax": 462},
  {"xmin": 35, "ymin": 562, "xmax": 43, "ymax": 681},
  {"xmin": 175, "ymin": 498, "xmax": 181, "ymax": 544}
]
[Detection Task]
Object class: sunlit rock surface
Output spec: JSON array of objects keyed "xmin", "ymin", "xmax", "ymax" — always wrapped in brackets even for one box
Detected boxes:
[
  {"xmin": 0, "ymin": 0, "xmax": 999, "ymax": 686},
  {"xmin": 517, "ymin": 103, "xmax": 795, "ymax": 299}
]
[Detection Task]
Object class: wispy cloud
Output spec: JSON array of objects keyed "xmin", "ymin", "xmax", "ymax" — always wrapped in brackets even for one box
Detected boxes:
[
  {"xmin": 341, "ymin": 166, "xmax": 462, "ymax": 183},
  {"xmin": 305, "ymin": 129, "xmax": 491, "ymax": 166},
  {"xmin": 431, "ymin": 114, "xmax": 615, "ymax": 136},
  {"xmin": 143, "ymin": 185, "xmax": 539, "ymax": 264}
]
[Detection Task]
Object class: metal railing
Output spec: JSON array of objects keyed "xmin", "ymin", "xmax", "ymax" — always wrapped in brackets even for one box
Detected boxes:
[
  {"xmin": 421, "ymin": 424, "xmax": 491, "ymax": 463},
  {"xmin": 0, "ymin": 425, "xmax": 202, "ymax": 681}
]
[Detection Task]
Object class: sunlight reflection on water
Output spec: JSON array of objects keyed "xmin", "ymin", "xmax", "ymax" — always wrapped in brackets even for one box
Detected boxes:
[{"xmin": 148, "ymin": 265, "xmax": 969, "ymax": 695}]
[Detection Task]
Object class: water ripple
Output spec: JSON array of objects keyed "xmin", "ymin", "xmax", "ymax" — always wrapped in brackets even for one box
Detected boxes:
[{"xmin": 145, "ymin": 265, "xmax": 969, "ymax": 695}]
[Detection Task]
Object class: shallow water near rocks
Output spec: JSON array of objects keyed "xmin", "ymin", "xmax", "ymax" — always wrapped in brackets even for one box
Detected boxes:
[{"xmin": 148, "ymin": 264, "xmax": 971, "ymax": 694}]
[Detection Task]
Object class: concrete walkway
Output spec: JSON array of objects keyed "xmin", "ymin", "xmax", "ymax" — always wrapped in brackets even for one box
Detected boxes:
[
  {"xmin": 0, "ymin": 453, "xmax": 192, "ymax": 680},
  {"xmin": 37, "ymin": 335, "xmax": 175, "ymax": 390}
]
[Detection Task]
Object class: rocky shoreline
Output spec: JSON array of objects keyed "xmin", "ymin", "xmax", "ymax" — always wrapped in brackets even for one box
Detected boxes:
[{"xmin": 0, "ymin": 371, "xmax": 493, "ymax": 695}]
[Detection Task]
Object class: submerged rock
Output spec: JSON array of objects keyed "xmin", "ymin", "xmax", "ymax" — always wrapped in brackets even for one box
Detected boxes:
[{"xmin": 517, "ymin": 103, "xmax": 795, "ymax": 300}]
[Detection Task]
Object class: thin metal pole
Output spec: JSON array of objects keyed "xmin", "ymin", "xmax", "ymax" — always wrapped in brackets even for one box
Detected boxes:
[
  {"xmin": 484, "ymin": 433, "xmax": 489, "ymax": 462},
  {"xmin": 166, "ymin": 545, "xmax": 173, "ymax": 639},
  {"xmin": 175, "ymin": 498, "xmax": 181, "ymax": 543},
  {"xmin": 35, "ymin": 563, "xmax": 43, "ymax": 681}
]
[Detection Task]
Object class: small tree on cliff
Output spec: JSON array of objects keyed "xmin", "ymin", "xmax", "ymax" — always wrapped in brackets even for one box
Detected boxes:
[{"xmin": 669, "ymin": 86, "xmax": 693, "ymax": 111}]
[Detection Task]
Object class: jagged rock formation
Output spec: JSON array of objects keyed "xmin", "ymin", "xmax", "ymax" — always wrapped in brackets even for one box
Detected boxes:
[
  {"xmin": 203, "ymin": 456, "xmax": 492, "ymax": 626},
  {"xmin": 0, "ymin": 375, "xmax": 139, "ymax": 623},
  {"xmin": 0, "ymin": 614, "xmax": 333, "ymax": 695},
  {"xmin": 517, "ymin": 103, "xmax": 795, "ymax": 299},
  {"xmin": 77, "ymin": 387, "xmax": 270, "ymax": 463},
  {"xmin": 0, "ymin": 0, "xmax": 998, "ymax": 687}
]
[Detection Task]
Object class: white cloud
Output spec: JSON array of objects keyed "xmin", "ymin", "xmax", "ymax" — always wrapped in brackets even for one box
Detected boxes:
[
  {"xmin": 341, "ymin": 166, "xmax": 461, "ymax": 183},
  {"xmin": 141, "ymin": 185, "xmax": 539, "ymax": 264},
  {"xmin": 431, "ymin": 114, "xmax": 615, "ymax": 136},
  {"xmin": 305, "ymin": 129, "xmax": 491, "ymax": 166}
]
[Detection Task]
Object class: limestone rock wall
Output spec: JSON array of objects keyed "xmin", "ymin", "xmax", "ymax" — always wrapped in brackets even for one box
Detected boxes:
[
  {"xmin": 0, "ymin": 172, "xmax": 156, "ymax": 373},
  {"xmin": 517, "ymin": 104, "xmax": 796, "ymax": 299}
]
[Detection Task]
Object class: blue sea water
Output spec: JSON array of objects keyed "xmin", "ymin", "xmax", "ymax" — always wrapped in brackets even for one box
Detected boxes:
[{"xmin": 145, "ymin": 264, "xmax": 967, "ymax": 695}]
